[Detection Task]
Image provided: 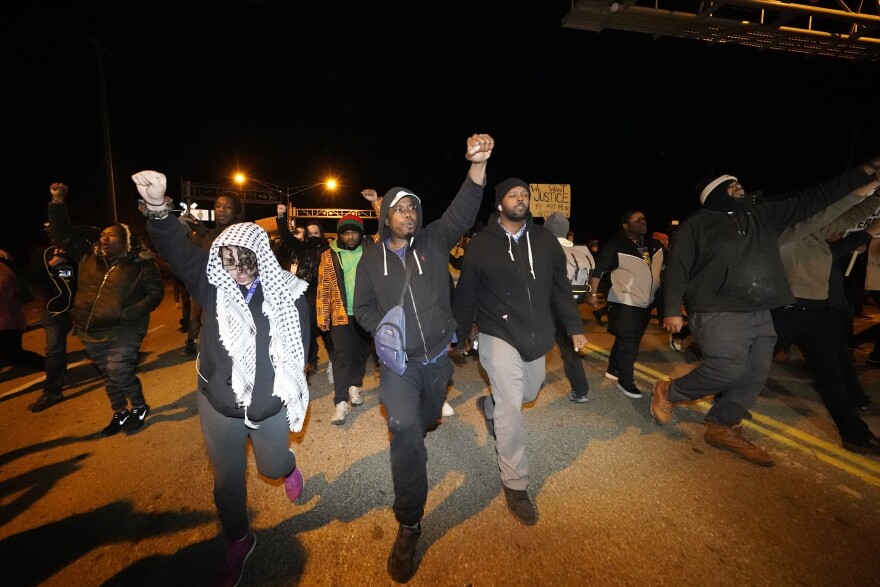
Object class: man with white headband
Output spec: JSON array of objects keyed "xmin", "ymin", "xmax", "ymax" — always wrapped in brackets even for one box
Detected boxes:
[{"xmin": 653, "ymin": 156, "xmax": 880, "ymax": 467}]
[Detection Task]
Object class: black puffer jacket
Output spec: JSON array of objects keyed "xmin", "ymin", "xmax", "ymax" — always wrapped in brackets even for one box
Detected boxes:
[{"xmin": 48, "ymin": 202, "xmax": 163, "ymax": 340}]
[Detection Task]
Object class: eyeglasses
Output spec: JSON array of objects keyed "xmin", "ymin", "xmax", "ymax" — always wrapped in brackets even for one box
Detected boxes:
[
  {"xmin": 220, "ymin": 257, "xmax": 242, "ymax": 271},
  {"xmin": 391, "ymin": 204, "xmax": 418, "ymax": 215}
]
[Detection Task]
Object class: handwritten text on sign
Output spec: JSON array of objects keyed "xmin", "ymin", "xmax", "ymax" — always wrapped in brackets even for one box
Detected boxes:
[{"xmin": 529, "ymin": 184, "xmax": 571, "ymax": 217}]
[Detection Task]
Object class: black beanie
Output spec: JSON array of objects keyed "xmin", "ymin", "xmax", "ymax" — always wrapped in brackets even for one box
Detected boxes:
[{"xmin": 494, "ymin": 178, "xmax": 530, "ymax": 209}]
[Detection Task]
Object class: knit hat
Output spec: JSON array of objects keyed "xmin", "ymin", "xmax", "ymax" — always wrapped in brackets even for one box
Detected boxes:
[
  {"xmin": 494, "ymin": 178, "xmax": 530, "ymax": 208},
  {"xmin": 544, "ymin": 212, "xmax": 569, "ymax": 238},
  {"xmin": 699, "ymin": 175, "xmax": 737, "ymax": 205},
  {"xmin": 337, "ymin": 214, "xmax": 364, "ymax": 235}
]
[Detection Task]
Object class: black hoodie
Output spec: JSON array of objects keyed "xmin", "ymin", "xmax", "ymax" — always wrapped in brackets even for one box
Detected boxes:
[
  {"xmin": 354, "ymin": 175, "xmax": 485, "ymax": 364},
  {"xmin": 453, "ymin": 212, "xmax": 582, "ymax": 362},
  {"xmin": 663, "ymin": 165, "xmax": 874, "ymax": 316}
]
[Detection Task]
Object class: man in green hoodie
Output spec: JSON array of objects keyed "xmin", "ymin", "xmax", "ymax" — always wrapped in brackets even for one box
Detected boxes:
[{"xmin": 317, "ymin": 212, "xmax": 375, "ymax": 424}]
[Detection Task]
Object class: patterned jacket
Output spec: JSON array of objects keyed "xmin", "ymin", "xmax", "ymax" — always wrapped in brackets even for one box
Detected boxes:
[{"xmin": 317, "ymin": 235, "xmax": 378, "ymax": 330}]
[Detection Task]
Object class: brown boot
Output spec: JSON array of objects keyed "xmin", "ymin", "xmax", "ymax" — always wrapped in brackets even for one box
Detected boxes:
[
  {"xmin": 651, "ymin": 379, "xmax": 674, "ymax": 425},
  {"xmin": 704, "ymin": 422, "xmax": 774, "ymax": 466}
]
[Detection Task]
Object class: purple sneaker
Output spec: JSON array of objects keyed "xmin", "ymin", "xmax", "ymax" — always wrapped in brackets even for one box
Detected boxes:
[
  {"xmin": 216, "ymin": 532, "xmax": 256, "ymax": 587},
  {"xmin": 284, "ymin": 467, "xmax": 304, "ymax": 502}
]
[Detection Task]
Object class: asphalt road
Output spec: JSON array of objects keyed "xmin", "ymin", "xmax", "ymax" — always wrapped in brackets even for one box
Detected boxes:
[{"xmin": 2, "ymin": 289, "xmax": 879, "ymax": 586}]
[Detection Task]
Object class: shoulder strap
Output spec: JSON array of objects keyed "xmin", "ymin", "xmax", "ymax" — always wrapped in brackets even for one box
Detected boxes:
[{"xmin": 398, "ymin": 250, "xmax": 416, "ymax": 306}]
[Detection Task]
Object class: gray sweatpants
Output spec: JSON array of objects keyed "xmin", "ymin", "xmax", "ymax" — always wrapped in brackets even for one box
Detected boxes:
[
  {"xmin": 668, "ymin": 310, "xmax": 777, "ymax": 426},
  {"xmin": 197, "ymin": 391, "xmax": 296, "ymax": 539},
  {"xmin": 478, "ymin": 334, "xmax": 545, "ymax": 491}
]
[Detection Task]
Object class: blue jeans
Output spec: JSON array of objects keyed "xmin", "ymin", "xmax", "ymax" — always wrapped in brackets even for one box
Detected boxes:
[{"xmin": 42, "ymin": 312, "xmax": 72, "ymax": 396}]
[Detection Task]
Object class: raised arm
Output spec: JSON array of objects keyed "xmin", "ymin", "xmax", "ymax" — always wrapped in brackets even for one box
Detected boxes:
[
  {"xmin": 46, "ymin": 183, "xmax": 92, "ymax": 262},
  {"xmin": 425, "ymin": 134, "xmax": 494, "ymax": 251},
  {"xmin": 275, "ymin": 204, "xmax": 304, "ymax": 253},
  {"xmin": 131, "ymin": 170, "xmax": 211, "ymax": 301}
]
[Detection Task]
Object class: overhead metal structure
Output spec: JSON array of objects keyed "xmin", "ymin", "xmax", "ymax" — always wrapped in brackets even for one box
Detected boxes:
[{"xmin": 563, "ymin": 0, "xmax": 880, "ymax": 61}]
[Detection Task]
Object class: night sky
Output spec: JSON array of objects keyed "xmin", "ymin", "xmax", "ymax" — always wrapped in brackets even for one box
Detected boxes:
[{"xmin": 9, "ymin": 0, "xmax": 880, "ymax": 262}]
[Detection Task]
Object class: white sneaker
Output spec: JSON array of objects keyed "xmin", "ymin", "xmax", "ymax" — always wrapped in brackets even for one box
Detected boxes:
[
  {"xmin": 442, "ymin": 402, "xmax": 455, "ymax": 417},
  {"xmin": 331, "ymin": 401, "xmax": 351, "ymax": 425},
  {"xmin": 327, "ymin": 361, "xmax": 334, "ymax": 386},
  {"xmin": 349, "ymin": 386, "xmax": 363, "ymax": 406}
]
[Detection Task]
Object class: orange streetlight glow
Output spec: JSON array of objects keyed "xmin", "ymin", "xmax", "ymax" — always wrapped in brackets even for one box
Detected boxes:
[{"xmin": 234, "ymin": 173, "xmax": 246, "ymax": 185}]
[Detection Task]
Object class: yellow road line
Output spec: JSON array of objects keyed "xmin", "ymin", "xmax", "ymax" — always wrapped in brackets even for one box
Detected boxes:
[{"xmin": 580, "ymin": 343, "xmax": 880, "ymax": 479}]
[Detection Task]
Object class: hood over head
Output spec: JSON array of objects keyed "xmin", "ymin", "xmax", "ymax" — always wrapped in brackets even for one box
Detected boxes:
[{"xmin": 378, "ymin": 187, "xmax": 423, "ymax": 242}]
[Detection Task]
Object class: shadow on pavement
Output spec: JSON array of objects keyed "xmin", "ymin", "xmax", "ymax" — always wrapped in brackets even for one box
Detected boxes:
[{"xmin": 0, "ymin": 501, "xmax": 214, "ymax": 586}]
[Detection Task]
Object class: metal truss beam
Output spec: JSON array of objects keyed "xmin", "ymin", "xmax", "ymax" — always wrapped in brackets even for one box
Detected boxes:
[{"xmin": 563, "ymin": 0, "xmax": 880, "ymax": 61}]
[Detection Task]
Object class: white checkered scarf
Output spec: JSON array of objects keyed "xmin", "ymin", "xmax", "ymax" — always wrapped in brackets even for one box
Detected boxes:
[{"xmin": 207, "ymin": 222, "xmax": 310, "ymax": 432}]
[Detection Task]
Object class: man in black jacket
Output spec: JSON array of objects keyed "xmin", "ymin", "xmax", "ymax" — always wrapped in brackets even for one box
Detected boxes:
[
  {"xmin": 354, "ymin": 133, "xmax": 494, "ymax": 584},
  {"xmin": 453, "ymin": 178, "xmax": 587, "ymax": 526},
  {"xmin": 653, "ymin": 158, "xmax": 880, "ymax": 466}
]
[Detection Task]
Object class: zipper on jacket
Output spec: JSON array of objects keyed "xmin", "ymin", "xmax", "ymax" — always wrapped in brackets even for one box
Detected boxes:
[
  {"xmin": 85, "ymin": 263, "xmax": 118, "ymax": 331},
  {"xmin": 408, "ymin": 284, "xmax": 429, "ymax": 358}
]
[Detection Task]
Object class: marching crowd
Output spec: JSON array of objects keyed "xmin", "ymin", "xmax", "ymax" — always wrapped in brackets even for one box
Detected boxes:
[{"xmin": 3, "ymin": 134, "xmax": 880, "ymax": 585}]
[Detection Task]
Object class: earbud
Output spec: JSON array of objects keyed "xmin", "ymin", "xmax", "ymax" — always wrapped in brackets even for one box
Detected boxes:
[{"xmin": 497, "ymin": 204, "xmax": 502, "ymax": 211}]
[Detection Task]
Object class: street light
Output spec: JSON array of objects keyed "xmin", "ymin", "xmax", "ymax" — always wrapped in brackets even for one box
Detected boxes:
[
  {"xmin": 233, "ymin": 174, "xmax": 338, "ymax": 230},
  {"xmin": 232, "ymin": 173, "xmax": 337, "ymax": 204}
]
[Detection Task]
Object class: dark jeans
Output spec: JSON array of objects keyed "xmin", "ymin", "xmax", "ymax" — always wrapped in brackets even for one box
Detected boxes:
[
  {"xmin": 197, "ymin": 392, "xmax": 295, "ymax": 539},
  {"xmin": 42, "ymin": 312, "xmax": 72, "ymax": 396},
  {"xmin": 379, "ymin": 354, "xmax": 452, "ymax": 526},
  {"xmin": 329, "ymin": 320, "xmax": 371, "ymax": 404},
  {"xmin": 831, "ymin": 309, "xmax": 870, "ymax": 406},
  {"xmin": 772, "ymin": 307, "xmax": 873, "ymax": 443},
  {"xmin": 0, "ymin": 330, "xmax": 44, "ymax": 371},
  {"xmin": 607, "ymin": 303, "xmax": 651, "ymax": 388},
  {"xmin": 669, "ymin": 311, "xmax": 776, "ymax": 426},
  {"xmin": 553, "ymin": 309, "xmax": 588, "ymax": 396},
  {"xmin": 82, "ymin": 336, "xmax": 146, "ymax": 412}
]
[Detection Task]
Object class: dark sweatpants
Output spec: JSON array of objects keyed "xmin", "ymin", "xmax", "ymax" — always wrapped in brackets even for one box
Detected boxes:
[
  {"xmin": 607, "ymin": 302, "xmax": 651, "ymax": 389},
  {"xmin": 553, "ymin": 309, "xmax": 588, "ymax": 396},
  {"xmin": 668, "ymin": 311, "xmax": 776, "ymax": 426},
  {"xmin": 329, "ymin": 320, "xmax": 371, "ymax": 404},
  {"xmin": 197, "ymin": 392, "xmax": 296, "ymax": 540},
  {"xmin": 772, "ymin": 307, "xmax": 874, "ymax": 443},
  {"xmin": 379, "ymin": 355, "xmax": 452, "ymax": 526}
]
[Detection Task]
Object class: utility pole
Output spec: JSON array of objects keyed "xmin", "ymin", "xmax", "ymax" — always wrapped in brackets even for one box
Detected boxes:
[{"xmin": 90, "ymin": 39, "xmax": 118, "ymax": 225}]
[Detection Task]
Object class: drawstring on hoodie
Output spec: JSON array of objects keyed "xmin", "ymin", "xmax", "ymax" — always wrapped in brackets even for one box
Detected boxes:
[{"xmin": 526, "ymin": 232, "xmax": 536, "ymax": 280}]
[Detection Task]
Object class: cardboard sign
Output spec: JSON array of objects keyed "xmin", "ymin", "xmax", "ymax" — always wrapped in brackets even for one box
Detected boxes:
[{"xmin": 529, "ymin": 183, "xmax": 571, "ymax": 217}]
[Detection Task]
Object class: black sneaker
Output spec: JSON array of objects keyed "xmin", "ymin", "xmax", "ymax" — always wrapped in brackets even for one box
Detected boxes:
[
  {"xmin": 102, "ymin": 410, "xmax": 131, "ymax": 437},
  {"xmin": 29, "ymin": 393, "xmax": 63, "ymax": 413},
  {"xmin": 125, "ymin": 404, "xmax": 150, "ymax": 433},
  {"xmin": 568, "ymin": 391, "xmax": 589, "ymax": 404},
  {"xmin": 184, "ymin": 339, "xmax": 197, "ymax": 355},
  {"xmin": 476, "ymin": 396, "xmax": 495, "ymax": 439},
  {"xmin": 387, "ymin": 523, "xmax": 421, "ymax": 583},
  {"xmin": 616, "ymin": 382, "xmax": 642, "ymax": 399},
  {"xmin": 842, "ymin": 437, "xmax": 880, "ymax": 455}
]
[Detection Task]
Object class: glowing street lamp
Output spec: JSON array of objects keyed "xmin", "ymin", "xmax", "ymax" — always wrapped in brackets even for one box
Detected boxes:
[{"xmin": 232, "ymin": 172, "xmax": 337, "ymax": 203}]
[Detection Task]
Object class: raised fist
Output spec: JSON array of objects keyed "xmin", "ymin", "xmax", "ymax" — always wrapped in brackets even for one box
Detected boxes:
[{"xmin": 131, "ymin": 171, "xmax": 168, "ymax": 206}]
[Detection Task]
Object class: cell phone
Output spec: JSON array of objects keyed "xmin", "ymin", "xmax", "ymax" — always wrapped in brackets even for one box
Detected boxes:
[{"xmin": 58, "ymin": 268, "xmax": 72, "ymax": 278}]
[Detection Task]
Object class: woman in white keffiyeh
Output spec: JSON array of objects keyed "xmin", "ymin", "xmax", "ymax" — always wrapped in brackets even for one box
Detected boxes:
[
  {"xmin": 133, "ymin": 169, "xmax": 311, "ymax": 584},
  {"xmin": 208, "ymin": 222, "xmax": 310, "ymax": 431}
]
